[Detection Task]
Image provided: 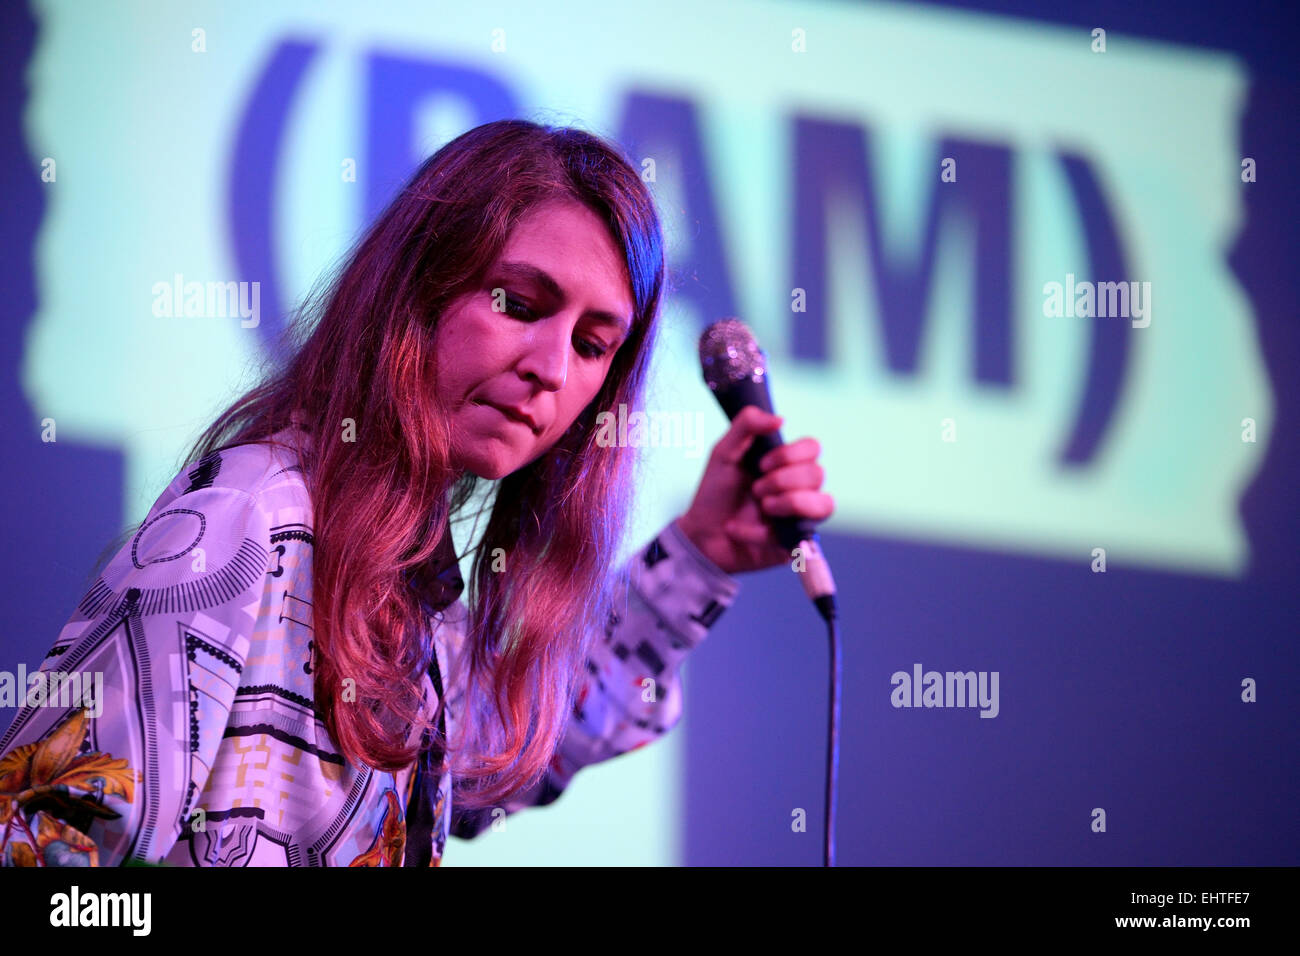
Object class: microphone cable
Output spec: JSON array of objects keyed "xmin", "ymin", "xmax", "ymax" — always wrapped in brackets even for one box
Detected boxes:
[{"xmin": 815, "ymin": 594, "xmax": 840, "ymax": 867}]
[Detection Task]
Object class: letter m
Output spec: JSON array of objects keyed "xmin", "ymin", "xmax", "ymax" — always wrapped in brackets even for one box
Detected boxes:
[
  {"xmin": 1096, "ymin": 281, "xmax": 1128, "ymax": 318},
  {"xmin": 946, "ymin": 671, "xmax": 977, "ymax": 708},
  {"xmin": 791, "ymin": 118, "xmax": 1014, "ymax": 387}
]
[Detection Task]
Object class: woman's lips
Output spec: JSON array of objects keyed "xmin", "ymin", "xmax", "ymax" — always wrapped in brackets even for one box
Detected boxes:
[{"xmin": 480, "ymin": 401, "xmax": 540, "ymax": 434}]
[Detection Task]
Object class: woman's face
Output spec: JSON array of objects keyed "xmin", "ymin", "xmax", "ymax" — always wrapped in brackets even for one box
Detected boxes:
[{"xmin": 433, "ymin": 199, "xmax": 634, "ymax": 480}]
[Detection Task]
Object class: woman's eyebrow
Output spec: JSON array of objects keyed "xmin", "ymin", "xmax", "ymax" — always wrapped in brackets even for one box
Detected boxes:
[{"xmin": 496, "ymin": 261, "xmax": 631, "ymax": 339}]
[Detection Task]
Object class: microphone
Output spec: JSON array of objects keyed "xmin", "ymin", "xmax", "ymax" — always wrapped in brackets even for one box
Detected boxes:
[{"xmin": 699, "ymin": 318, "xmax": 837, "ymax": 620}]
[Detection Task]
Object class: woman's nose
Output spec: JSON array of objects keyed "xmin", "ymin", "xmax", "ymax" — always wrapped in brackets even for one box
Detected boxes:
[{"xmin": 515, "ymin": 319, "xmax": 570, "ymax": 391}]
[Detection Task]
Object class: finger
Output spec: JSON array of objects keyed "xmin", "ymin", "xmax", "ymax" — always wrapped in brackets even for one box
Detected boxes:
[
  {"xmin": 724, "ymin": 519, "xmax": 774, "ymax": 546},
  {"xmin": 757, "ymin": 436, "xmax": 822, "ymax": 472},
  {"xmin": 752, "ymin": 461, "xmax": 825, "ymax": 498},
  {"xmin": 758, "ymin": 489, "xmax": 835, "ymax": 521},
  {"xmin": 713, "ymin": 406, "xmax": 784, "ymax": 467},
  {"xmin": 754, "ymin": 463, "xmax": 826, "ymax": 499}
]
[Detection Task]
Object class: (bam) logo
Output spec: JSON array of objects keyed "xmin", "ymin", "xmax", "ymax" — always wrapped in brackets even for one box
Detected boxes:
[
  {"xmin": 230, "ymin": 34, "xmax": 1266, "ymax": 577},
  {"xmin": 28, "ymin": 5, "xmax": 1265, "ymax": 579}
]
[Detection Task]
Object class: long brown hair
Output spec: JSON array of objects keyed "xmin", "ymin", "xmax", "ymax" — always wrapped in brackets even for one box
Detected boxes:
[{"xmin": 178, "ymin": 119, "xmax": 665, "ymax": 809}]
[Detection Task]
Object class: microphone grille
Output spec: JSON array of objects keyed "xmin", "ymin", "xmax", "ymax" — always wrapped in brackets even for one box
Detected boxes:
[{"xmin": 699, "ymin": 318, "xmax": 767, "ymax": 392}]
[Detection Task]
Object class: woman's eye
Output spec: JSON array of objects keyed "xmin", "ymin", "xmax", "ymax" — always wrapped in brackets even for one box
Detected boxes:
[
  {"xmin": 500, "ymin": 293, "xmax": 608, "ymax": 360},
  {"xmin": 503, "ymin": 296, "xmax": 532, "ymax": 319}
]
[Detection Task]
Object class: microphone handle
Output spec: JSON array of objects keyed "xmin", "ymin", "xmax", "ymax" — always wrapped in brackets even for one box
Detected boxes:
[
  {"xmin": 741, "ymin": 430, "xmax": 821, "ymax": 552},
  {"xmin": 714, "ymin": 381, "xmax": 820, "ymax": 553}
]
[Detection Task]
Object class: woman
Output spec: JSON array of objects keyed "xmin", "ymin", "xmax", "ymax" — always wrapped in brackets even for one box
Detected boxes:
[{"xmin": 0, "ymin": 119, "xmax": 833, "ymax": 866}]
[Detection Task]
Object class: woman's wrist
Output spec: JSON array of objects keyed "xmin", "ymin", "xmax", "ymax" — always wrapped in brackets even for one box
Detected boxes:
[
  {"xmin": 672, "ymin": 511, "xmax": 731, "ymax": 577},
  {"xmin": 673, "ymin": 512, "xmax": 706, "ymax": 555}
]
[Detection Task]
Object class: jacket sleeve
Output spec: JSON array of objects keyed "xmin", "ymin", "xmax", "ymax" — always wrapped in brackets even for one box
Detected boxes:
[
  {"xmin": 450, "ymin": 516, "xmax": 740, "ymax": 839},
  {"xmin": 0, "ymin": 454, "xmax": 273, "ymax": 866}
]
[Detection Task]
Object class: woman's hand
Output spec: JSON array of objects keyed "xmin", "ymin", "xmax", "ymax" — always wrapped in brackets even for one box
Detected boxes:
[{"xmin": 674, "ymin": 406, "xmax": 835, "ymax": 576}]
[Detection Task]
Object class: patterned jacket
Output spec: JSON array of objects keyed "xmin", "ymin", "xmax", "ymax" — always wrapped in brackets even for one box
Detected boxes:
[{"xmin": 0, "ymin": 427, "xmax": 740, "ymax": 866}]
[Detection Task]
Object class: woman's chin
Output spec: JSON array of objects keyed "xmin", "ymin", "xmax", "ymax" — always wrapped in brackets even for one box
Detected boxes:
[{"xmin": 457, "ymin": 450, "xmax": 518, "ymax": 481}]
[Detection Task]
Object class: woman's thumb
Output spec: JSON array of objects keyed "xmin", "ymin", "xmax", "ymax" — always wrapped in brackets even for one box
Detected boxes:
[{"xmin": 718, "ymin": 407, "xmax": 783, "ymax": 462}]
